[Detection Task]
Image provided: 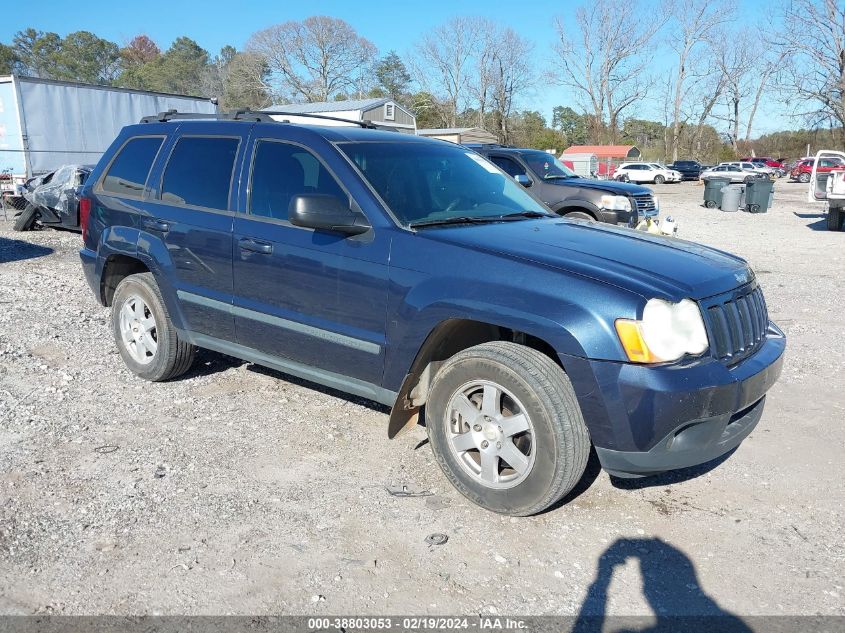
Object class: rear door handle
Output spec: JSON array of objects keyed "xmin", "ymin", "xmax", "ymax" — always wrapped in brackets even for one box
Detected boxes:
[
  {"xmin": 238, "ymin": 238, "xmax": 273, "ymax": 254},
  {"xmin": 142, "ymin": 218, "xmax": 170, "ymax": 232}
]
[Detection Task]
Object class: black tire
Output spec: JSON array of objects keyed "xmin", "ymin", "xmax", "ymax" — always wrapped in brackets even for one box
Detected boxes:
[
  {"xmin": 111, "ymin": 272, "xmax": 195, "ymax": 381},
  {"xmin": 617, "ymin": 174, "xmax": 629, "ymax": 183},
  {"xmin": 828, "ymin": 207, "xmax": 843, "ymax": 231},
  {"xmin": 798, "ymin": 172, "xmax": 811, "ymax": 183},
  {"xmin": 426, "ymin": 341, "xmax": 590, "ymax": 516},
  {"xmin": 705, "ymin": 200, "xmax": 717, "ymax": 209},
  {"xmin": 749, "ymin": 204, "xmax": 761, "ymax": 213},
  {"xmin": 13, "ymin": 203, "xmax": 39, "ymax": 231},
  {"xmin": 744, "ymin": 175, "xmax": 755, "ymax": 183},
  {"xmin": 563, "ymin": 210, "xmax": 596, "ymax": 221},
  {"xmin": 654, "ymin": 175, "xmax": 665, "ymax": 184}
]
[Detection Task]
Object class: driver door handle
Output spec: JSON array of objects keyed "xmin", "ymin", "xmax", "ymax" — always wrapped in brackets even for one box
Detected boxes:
[
  {"xmin": 142, "ymin": 218, "xmax": 170, "ymax": 232},
  {"xmin": 238, "ymin": 238, "xmax": 273, "ymax": 255}
]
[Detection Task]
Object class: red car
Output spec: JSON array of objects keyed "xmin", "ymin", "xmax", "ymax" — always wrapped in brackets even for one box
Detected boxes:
[
  {"xmin": 790, "ymin": 157, "xmax": 845, "ymax": 183},
  {"xmin": 741, "ymin": 156, "xmax": 785, "ymax": 169}
]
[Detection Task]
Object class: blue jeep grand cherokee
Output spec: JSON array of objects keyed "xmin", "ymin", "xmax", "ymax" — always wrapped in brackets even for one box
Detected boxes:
[{"xmin": 78, "ymin": 112, "xmax": 785, "ymax": 516}]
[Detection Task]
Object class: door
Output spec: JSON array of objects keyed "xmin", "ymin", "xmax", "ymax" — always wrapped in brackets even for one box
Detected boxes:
[
  {"xmin": 231, "ymin": 138, "xmax": 390, "ymax": 386},
  {"xmin": 141, "ymin": 125, "xmax": 250, "ymax": 340}
]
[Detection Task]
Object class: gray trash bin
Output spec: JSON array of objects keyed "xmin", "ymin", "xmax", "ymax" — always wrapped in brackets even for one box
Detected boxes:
[
  {"xmin": 720, "ymin": 184, "xmax": 744, "ymax": 212},
  {"xmin": 744, "ymin": 178, "xmax": 775, "ymax": 213},
  {"xmin": 703, "ymin": 177, "xmax": 731, "ymax": 208}
]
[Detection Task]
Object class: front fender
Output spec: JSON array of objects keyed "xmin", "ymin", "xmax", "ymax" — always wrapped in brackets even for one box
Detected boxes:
[{"xmin": 382, "ymin": 267, "xmax": 638, "ymax": 394}]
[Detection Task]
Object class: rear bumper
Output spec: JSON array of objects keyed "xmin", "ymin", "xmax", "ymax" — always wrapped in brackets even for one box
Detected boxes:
[
  {"xmin": 79, "ymin": 247, "xmax": 101, "ymax": 303},
  {"xmin": 563, "ymin": 323, "xmax": 785, "ymax": 477}
]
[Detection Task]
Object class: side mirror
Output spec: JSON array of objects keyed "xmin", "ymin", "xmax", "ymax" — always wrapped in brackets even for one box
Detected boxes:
[
  {"xmin": 514, "ymin": 174, "xmax": 532, "ymax": 188},
  {"xmin": 289, "ymin": 194, "xmax": 370, "ymax": 236}
]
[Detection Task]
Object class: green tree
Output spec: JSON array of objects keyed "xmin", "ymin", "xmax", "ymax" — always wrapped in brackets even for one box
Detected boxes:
[
  {"xmin": 125, "ymin": 37, "xmax": 209, "ymax": 95},
  {"xmin": 411, "ymin": 91, "xmax": 447, "ymax": 129},
  {"xmin": 0, "ymin": 43, "xmax": 19, "ymax": 74},
  {"xmin": 52, "ymin": 31, "xmax": 120, "ymax": 84},
  {"xmin": 552, "ymin": 106, "xmax": 589, "ymax": 146},
  {"xmin": 116, "ymin": 35, "xmax": 162, "ymax": 90},
  {"xmin": 373, "ymin": 51, "xmax": 411, "ymax": 101},
  {"xmin": 12, "ymin": 28, "xmax": 61, "ymax": 78}
]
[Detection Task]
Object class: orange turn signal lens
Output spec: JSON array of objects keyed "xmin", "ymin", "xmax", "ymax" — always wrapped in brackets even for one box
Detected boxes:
[{"xmin": 615, "ymin": 319, "xmax": 660, "ymax": 364}]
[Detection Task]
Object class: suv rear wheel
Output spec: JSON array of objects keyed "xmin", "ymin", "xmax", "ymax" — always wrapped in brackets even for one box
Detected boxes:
[
  {"xmin": 426, "ymin": 342, "xmax": 590, "ymax": 516},
  {"xmin": 111, "ymin": 272, "xmax": 195, "ymax": 381}
]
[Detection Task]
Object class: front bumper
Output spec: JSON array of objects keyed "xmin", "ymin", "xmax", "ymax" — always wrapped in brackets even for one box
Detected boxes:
[{"xmin": 562, "ymin": 323, "xmax": 785, "ymax": 477}]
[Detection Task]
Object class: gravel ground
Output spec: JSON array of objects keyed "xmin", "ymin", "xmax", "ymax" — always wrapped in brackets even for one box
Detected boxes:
[{"xmin": 0, "ymin": 180, "xmax": 843, "ymax": 618}]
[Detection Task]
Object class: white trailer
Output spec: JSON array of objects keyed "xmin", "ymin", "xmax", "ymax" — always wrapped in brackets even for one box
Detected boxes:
[{"xmin": 0, "ymin": 75, "xmax": 216, "ymax": 200}]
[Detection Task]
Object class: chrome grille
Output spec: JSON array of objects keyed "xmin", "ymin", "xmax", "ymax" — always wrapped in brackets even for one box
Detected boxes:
[
  {"xmin": 633, "ymin": 193, "xmax": 658, "ymax": 218},
  {"xmin": 703, "ymin": 285, "xmax": 768, "ymax": 365}
]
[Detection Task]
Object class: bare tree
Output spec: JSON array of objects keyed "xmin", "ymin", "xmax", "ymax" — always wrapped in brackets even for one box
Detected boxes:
[
  {"xmin": 411, "ymin": 17, "xmax": 487, "ymax": 128},
  {"xmin": 489, "ymin": 28, "xmax": 535, "ymax": 143},
  {"xmin": 665, "ymin": 0, "xmax": 732, "ymax": 161},
  {"xmin": 552, "ymin": 0, "xmax": 664, "ymax": 144},
  {"xmin": 246, "ymin": 16, "xmax": 376, "ymax": 103},
  {"xmin": 713, "ymin": 35, "xmax": 754, "ymax": 153},
  {"xmin": 776, "ymin": 0, "xmax": 845, "ymax": 146},
  {"xmin": 470, "ymin": 20, "xmax": 498, "ymax": 130}
]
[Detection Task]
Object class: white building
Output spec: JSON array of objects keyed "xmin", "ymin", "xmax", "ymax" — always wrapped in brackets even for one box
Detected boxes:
[{"xmin": 262, "ymin": 98, "xmax": 416, "ymax": 133}]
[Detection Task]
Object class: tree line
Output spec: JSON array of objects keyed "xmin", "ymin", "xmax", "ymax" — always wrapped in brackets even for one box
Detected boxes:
[{"xmin": 0, "ymin": 0, "xmax": 842, "ymax": 162}]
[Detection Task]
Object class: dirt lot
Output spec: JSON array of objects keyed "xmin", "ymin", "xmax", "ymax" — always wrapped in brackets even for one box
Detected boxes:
[{"xmin": 0, "ymin": 180, "xmax": 843, "ymax": 618}]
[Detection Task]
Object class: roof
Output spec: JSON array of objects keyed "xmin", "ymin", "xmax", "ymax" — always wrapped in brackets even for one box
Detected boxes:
[
  {"xmin": 417, "ymin": 127, "xmax": 477, "ymax": 134},
  {"xmin": 1, "ymin": 74, "xmax": 212, "ymax": 101},
  {"xmin": 262, "ymin": 98, "xmax": 391, "ymax": 114},
  {"xmin": 563, "ymin": 145, "xmax": 640, "ymax": 159}
]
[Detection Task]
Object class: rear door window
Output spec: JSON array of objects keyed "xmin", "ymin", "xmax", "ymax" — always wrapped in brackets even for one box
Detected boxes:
[
  {"xmin": 100, "ymin": 136, "xmax": 164, "ymax": 197},
  {"xmin": 161, "ymin": 136, "xmax": 240, "ymax": 210},
  {"xmin": 248, "ymin": 140, "xmax": 346, "ymax": 221}
]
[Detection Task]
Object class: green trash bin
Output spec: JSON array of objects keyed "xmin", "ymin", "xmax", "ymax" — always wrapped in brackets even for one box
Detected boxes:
[
  {"xmin": 744, "ymin": 178, "xmax": 774, "ymax": 213},
  {"xmin": 703, "ymin": 177, "xmax": 731, "ymax": 208}
]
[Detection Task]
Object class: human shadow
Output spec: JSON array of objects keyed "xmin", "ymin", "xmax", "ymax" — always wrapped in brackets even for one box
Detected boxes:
[
  {"xmin": 0, "ymin": 236, "xmax": 53, "ymax": 263},
  {"xmin": 573, "ymin": 538, "xmax": 752, "ymax": 633}
]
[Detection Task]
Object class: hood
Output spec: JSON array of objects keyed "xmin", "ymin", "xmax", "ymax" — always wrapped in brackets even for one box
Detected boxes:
[
  {"xmin": 420, "ymin": 219, "xmax": 751, "ymax": 301},
  {"xmin": 549, "ymin": 177, "xmax": 651, "ymax": 196}
]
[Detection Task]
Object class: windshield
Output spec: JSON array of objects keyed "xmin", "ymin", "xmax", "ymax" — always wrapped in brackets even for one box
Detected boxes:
[
  {"xmin": 520, "ymin": 150, "xmax": 577, "ymax": 179},
  {"xmin": 338, "ymin": 142, "xmax": 551, "ymax": 226}
]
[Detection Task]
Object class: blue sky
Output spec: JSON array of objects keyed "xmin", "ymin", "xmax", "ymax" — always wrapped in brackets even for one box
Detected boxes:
[{"xmin": 1, "ymin": 0, "xmax": 791, "ymax": 135}]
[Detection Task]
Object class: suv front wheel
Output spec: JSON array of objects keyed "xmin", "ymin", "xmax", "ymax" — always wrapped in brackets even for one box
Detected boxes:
[
  {"xmin": 426, "ymin": 342, "xmax": 590, "ymax": 516},
  {"xmin": 111, "ymin": 272, "xmax": 195, "ymax": 381}
]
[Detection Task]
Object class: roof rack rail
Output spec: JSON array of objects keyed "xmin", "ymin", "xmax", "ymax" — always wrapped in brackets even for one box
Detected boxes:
[{"xmin": 140, "ymin": 109, "xmax": 379, "ymax": 129}]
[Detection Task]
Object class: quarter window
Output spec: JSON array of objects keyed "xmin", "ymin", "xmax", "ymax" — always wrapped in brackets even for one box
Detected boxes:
[
  {"xmin": 161, "ymin": 137, "xmax": 239, "ymax": 210},
  {"xmin": 249, "ymin": 141, "xmax": 346, "ymax": 221},
  {"xmin": 101, "ymin": 136, "xmax": 163, "ymax": 197}
]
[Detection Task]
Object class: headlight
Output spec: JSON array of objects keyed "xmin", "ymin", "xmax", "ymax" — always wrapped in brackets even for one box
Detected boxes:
[
  {"xmin": 600, "ymin": 195, "xmax": 631, "ymax": 211},
  {"xmin": 615, "ymin": 298, "xmax": 708, "ymax": 363}
]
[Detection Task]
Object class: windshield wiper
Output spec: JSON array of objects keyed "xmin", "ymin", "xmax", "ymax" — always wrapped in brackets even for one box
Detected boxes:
[
  {"xmin": 544, "ymin": 174, "xmax": 575, "ymax": 180},
  {"xmin": 409, "ymin": 216, "xmax": 503, "ymax": 229},
  {"xmin": 496, "ymin": 210, "xmax": 555, "ymax": 219}
]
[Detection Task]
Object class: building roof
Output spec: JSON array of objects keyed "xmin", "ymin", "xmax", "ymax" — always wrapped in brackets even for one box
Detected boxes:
[
  {"xmin": 563, "ymin": 145, "xmax": 640, "ymax": 159},
  {"xmin": 262, "ymin": 98, "xmax": 392, "ymax": 114}
]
